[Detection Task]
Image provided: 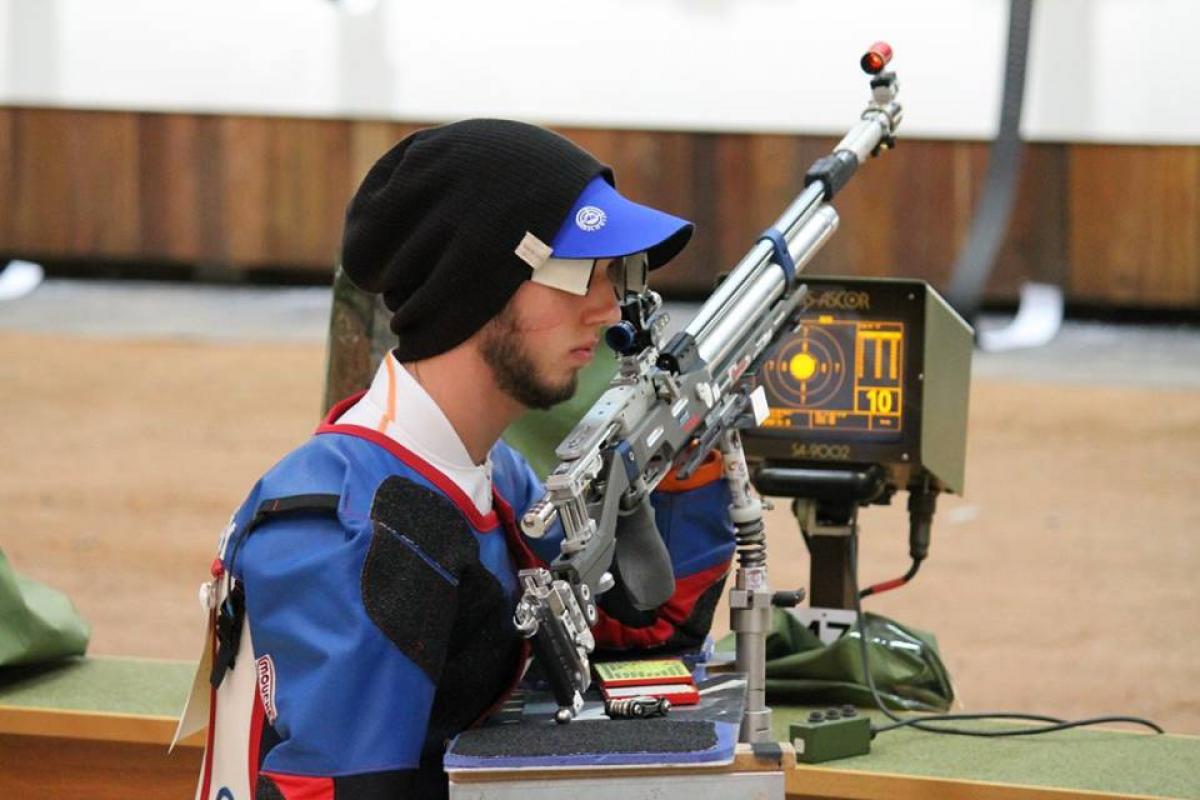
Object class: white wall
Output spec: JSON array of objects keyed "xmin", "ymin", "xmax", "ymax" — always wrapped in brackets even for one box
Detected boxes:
[{"xmin": 1, "ymin": 0, "xmax": 1196, "ymax": 144}]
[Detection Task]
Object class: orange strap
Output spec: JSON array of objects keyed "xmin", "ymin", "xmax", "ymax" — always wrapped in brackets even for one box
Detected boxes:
[{"xmin": 657, "ymin": 450, "xmax": 723, "ymax": 493}]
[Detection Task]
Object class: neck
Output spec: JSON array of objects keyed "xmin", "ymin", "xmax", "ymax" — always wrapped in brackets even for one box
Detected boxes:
[{"xmin": 404, "ymin": 348, "xmax": 524, "ymax": 465}]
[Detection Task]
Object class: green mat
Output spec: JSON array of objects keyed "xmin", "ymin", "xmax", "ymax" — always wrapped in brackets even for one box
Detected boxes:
[
  {"xmin": 0, "ymin": 656, "xmax": 194, "ymax": 717},
  {"xmin": 0, "ymin": 549, "xmax": 90, "ymax": 667},
  {"xmin": 772, "ymin": 706, "xmax": 1200, "ymax": 799}
]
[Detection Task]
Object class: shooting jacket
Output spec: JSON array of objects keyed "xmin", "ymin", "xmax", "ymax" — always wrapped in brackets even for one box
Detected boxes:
[{"xmin": 194, "ymin": 366, "xmax": 736, "ymax": 800}]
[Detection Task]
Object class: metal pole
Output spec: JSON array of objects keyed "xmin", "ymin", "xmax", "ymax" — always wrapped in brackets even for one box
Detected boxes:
[{"xmin": 720, "ymin": 429, "xmax": 773, "ymax": 743}]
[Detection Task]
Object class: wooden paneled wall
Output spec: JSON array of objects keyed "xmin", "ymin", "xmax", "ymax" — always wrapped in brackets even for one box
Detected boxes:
[{"xmin": 1, "ymin": 106, "xmax": 1197, "ymax": 308}]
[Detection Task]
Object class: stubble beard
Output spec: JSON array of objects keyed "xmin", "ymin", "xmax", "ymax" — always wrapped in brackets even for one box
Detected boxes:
[{"xmin": 479, "ymin": 307, "xmax": 578, "ymax": 410}]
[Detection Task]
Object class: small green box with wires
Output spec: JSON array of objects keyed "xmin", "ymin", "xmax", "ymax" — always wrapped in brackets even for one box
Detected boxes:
[{"xmin": 789, "ymin": 706, "xmax": 872, "ymax": 763}]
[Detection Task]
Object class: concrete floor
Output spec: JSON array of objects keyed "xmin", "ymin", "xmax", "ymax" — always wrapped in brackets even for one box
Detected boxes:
[{"xmin": 2, "ymin": 278, "xmax": 1199, "ymax": 389}]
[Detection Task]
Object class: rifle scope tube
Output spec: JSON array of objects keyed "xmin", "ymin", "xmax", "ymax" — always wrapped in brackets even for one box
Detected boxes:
[
  {"xmin": 684, "ymin": 181, "xmax": 827, "ymax": 348},
  {"xmin": 835, "ymin": 109, "xmax": 899, "ymax": 164},
  {"xmin": 699, "ymin": 205, "xmax": 840, "ymax": 381},
  {"xmin": 674, "ymin": 102, "xmax": 896, "ymax": 373}
]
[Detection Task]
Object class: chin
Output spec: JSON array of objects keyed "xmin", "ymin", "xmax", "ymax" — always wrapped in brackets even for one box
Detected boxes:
[{"xmin": 540, "ymin": 374, "xmax": 579, "ymax": 409}]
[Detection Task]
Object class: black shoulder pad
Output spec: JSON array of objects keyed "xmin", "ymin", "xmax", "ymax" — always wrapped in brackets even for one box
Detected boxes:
[{"xmin": 362, "ymin": 476, "xmax": 478, "ymax": 680}]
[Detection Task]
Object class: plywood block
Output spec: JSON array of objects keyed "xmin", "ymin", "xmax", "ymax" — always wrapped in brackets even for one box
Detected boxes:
[
  {"xmin": 11, "ymin": 109, "xmax": 75, "ymax": 255},
  {"xmin": 1, "ymin": 107, "xmax": 1195, "ymax": 312},
  {"xmin": 710, "ymin": 133, "xmax": 758, "ymax": 273},
  {"xmin": 138, "ymin": 113, "xmax": 202, "ymax": 263},
  {"xmin": 11, "ymin": 109, "xmax": 145, "ymax": 259},
  {"xmin": 989, "ymin": 143, "xmax": 1069, "ymax": 298},
  {"xmin": 0, "ymin": 734, "xmax": 201, "ymax": 800},
  {"xmin": 265, "ymin": 117, "xmax": 352, "ymax": 270},
  {"xmin": 1069, "ymin": 144, "xmax": 1200, "ymax": 307},
  {"xmin": 557, "ymin": 127, "xmax": 621, "ymax": 167},
  {"xmin": 0, "ymin": 109, "xmax": 13, "ymax": 247},
  {"xmin": 193, "ymin": 114, "xmax": 227, "ymax": 266},
  {"xmin": 348, "ymin": 120, "xmax": 421, "ymax": 188},
  {"xmin": 217, "ymin": 116, "xmax": 273, "ymax": 265},
  {"xmin": 69, "ymin": 111, "xmax": 143, "ymax": 258}
]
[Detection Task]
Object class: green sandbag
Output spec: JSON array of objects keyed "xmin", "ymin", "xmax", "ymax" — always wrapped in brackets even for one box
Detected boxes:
[
  {"xmin": 758, "ymin": 607, "xmax": 954, "ymax": 712},
  {"xmin": 0, "ymin": 549, "xmax": 90, "ymax": 667}
]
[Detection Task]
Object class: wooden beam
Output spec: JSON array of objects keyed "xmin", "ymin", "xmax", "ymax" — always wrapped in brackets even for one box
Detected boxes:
[
  {"xmin": 0, "ymin": 107, "xmax": 1196, "ymax": 309},
  {"xmin": 0, "ymin": 734, "xmax": 201, "ymax": 800},
  {"xmin": 785, "ymin": 762, "xmax": 1164, "ymax": 800},
  {"xmin": 0, "ymin": 705, "xmax": 203, "ymax": 747},
  {"xmin": 1069, "ymin": 144, "xmax": 1200, "ymax": 307}
]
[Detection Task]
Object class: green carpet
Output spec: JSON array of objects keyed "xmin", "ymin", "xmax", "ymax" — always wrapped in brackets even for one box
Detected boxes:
[
  {"xmin": 773, "ymin": 706, "xmax": 1200, "ymax": 798},
  {"xmin": 0, "ymin": 656, "xmax": 195, "ymax": 717}
]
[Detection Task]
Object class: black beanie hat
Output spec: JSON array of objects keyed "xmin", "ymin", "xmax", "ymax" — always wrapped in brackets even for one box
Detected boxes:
[{"xmin": 341, "ymin": 119, "xmax": 611, "ymax": 361}]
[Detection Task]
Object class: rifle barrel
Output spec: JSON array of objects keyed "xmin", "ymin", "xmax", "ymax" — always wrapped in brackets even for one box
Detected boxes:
[{"xmin": 699, "ymin": 204, "xmax": 839, "ymax": 385}]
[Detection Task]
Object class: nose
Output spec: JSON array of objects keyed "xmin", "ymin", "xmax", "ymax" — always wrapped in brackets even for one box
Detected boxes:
[{"xmin": 582, "ymin": 261, "xmax": 621, "ymax": 328}]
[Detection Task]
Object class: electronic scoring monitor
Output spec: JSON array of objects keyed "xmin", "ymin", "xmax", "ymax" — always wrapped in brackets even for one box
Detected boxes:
[{"xmin": 742, "ymin": 277, "xmax": 972, "ymax": 494}]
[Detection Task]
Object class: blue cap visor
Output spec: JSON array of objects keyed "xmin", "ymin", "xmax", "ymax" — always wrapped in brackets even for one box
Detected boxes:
[{"xmin": 549, "ymin": 176, "xmax": 693, "ymax": 269}]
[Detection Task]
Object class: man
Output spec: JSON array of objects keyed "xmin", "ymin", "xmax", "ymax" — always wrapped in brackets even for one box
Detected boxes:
[{"xmin": 195, "ymin": 119, "xmax": 735, "ymax": 799}]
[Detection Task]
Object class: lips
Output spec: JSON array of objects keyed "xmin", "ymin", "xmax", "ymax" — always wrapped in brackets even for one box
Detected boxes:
[{"xmin": 569, "ymin": 339, "xmax": 599, "ymax": 362}]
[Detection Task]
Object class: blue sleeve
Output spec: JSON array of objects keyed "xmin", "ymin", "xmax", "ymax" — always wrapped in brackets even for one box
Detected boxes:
[
  {"xmin": 491, "ymin": 440, "xmax": 564, "ymax": 565},
  {"xmin": 650, "ymin": 474, "xmax": 737, "ymax": 578},
  {"xmin": 238, "ymin": 511, "xmax": 444, "ymax": 778}
]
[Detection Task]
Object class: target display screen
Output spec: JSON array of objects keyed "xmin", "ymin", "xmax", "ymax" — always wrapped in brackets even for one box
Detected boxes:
[
  {"xmin": 743, "ymin": 277, "xmax": 970, "ymax": 490},
  {"xmin": 759, "ymin": 316, "xmax": 905, "ymax": 440}
]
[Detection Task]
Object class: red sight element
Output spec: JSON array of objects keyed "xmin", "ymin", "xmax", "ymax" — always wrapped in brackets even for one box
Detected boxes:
[{"xmin": 860, "ymin": 41, "xmax": 893, "ymax": 74}]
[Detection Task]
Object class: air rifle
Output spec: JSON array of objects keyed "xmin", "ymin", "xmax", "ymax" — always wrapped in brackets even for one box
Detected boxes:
[{"xmin": 513, "ymin": 43, "xmax": 902, "ymax": 738}]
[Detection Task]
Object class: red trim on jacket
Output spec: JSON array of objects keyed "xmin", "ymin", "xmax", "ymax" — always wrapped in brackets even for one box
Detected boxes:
[
  {"xmin": 591, "ymin": 559, "xmax": 731, "ymax": 650},
  {"xmin": 491, "ymin": 490, "xmax": 544, "ymax": 571},
  {"xmin": 259, "ymin": 771, "xmax": 335, "ymax": 800},
  {"xmin": 321, "ymin": 391, "xmax": 366, "ymax": 426},
  {"xmin": 317, "ymin": 392, "xmax": 500, "ymax": 532},
  {"xmin": 469, "ymin": 489, "xmax": 539, "ymax": 728},
  {"xmin": 247, "ymin": 691, "xmax": 266, "ymax": 794}
]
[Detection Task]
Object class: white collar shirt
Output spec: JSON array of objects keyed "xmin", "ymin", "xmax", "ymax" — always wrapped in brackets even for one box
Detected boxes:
[{"xmin": 335, "ymin": 352, "xmax": 494, "ymax": 516}]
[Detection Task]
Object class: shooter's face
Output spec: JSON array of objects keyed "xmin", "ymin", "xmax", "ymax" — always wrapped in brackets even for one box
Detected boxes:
[{"xmin": 480, "ymin": 261, "xmax": 621, "ymax": 409}]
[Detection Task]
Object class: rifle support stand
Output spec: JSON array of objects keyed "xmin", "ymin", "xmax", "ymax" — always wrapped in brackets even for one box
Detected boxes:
[
  {"xmin": 753, "ymin": 465, "xmax": 889, "ymax": 614},
  {"xmin": 729, "ymin": 553, "xmax": 774, "ymax": 743},
  {"xmin": 720, "ymin": 430, "xmax": 778, "ymax": 744},
  {"xmin": 804, "ymin": 519, "xmax": 858, "ymax": 610}
]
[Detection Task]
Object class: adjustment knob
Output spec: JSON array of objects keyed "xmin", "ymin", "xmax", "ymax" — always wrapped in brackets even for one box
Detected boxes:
[{"xmin": 604, "ymin": 321, "xmax": 637, "ymax": 354}]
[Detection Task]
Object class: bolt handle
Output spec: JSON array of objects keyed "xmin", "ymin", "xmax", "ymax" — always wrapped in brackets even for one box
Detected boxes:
[{"xmin": 771, "ymin": 587, "xmax": 807, "ymax": 608}]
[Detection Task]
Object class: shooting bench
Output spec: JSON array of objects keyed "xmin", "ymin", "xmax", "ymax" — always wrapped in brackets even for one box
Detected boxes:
[
  {"xmin": 0, "ymin": 657, "xmax": 201, "ymax": 799},
  {"xmin": 1, "ymin": 657, "xmax": 1196, "ymax": 799}
]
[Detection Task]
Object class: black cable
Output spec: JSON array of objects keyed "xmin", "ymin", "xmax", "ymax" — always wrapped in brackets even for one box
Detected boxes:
[
  {"xmin": 874, "ymin": 714, "xmax": 1166, "ymax": 737},
  {"xmin": 847, "ymin": 532, "xmax": 1164, "ymax": 738},
  {"xmin": 860, "ymin": 481, "xmax": 934, "ymax": 598}
]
